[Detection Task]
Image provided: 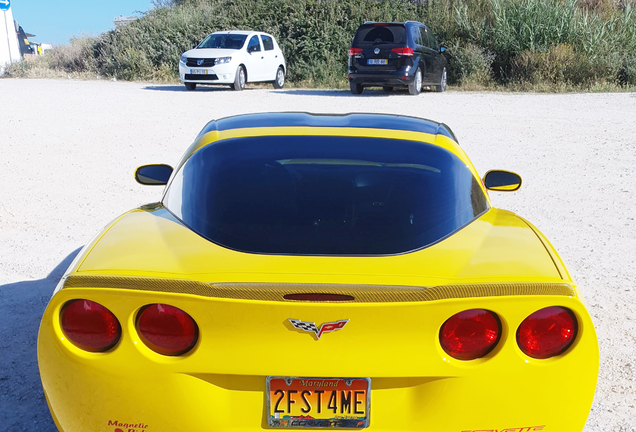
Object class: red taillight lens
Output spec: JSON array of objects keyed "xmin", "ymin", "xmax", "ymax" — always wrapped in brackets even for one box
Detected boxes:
[
  {"xmin": 391, "ymin": 47, "xmax": 414, "ymax": 56},
  {"xmin": 348, "ymin": 48, "xmax": 362, "ymax": 56},
  {"xmin": 137, "ymin": 304, "xmax": 198, "ymax": 356},
  {"xmin": 440, "ymin": 309, "xmax": 501, "ymax": 360},
  {"xmin": 60, "ymin": 299, "xmax": 121, "ymax": 352},
  {"xmin": 517, "ymin": 306, "xmax": 577, "ymax": 359}
]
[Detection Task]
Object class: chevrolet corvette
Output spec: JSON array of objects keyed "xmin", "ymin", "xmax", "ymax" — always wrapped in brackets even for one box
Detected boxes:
[{"xmin": 38, "ymin": 112, "xmax": 598, "ymax": 432}]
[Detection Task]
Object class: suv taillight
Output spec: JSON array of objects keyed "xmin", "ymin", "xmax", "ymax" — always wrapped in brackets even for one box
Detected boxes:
[
  {"xmin": 60, "ymin": 299, "xmax": 121, "ymax": 352},
  {"xmin": 349, "ymin": 48, "xmax": 363, "ymax": 56},
  {"xmin": 391, "ymin": 47, "xmax": 414, "ymax": 56}
]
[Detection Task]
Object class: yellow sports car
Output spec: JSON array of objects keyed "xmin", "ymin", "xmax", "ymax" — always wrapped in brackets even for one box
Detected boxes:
[{"xmin": 38, "ymin": 113, "xmax": 598, "ymax": 432}]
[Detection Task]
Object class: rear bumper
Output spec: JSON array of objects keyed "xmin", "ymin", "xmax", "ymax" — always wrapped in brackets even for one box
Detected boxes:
[
  {"xmin": 349, "ymin": 70, "xmax": 415, "ymax": 87},
  {"xmin": 39, "ymin": 283, "xmax": 598, "ymax": 432}
]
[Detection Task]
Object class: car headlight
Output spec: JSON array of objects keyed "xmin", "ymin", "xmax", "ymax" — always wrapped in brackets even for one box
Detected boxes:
[
  {"xmin": 180, "ymin": 55, "xmax": 187, "ymax": 64},
  {"xmin": 216, "ymin": 56, "xmax": 232, "ymax": 65}
]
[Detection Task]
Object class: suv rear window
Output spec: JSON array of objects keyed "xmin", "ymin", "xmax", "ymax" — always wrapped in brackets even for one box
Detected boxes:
[
  {"xmin": 164, "ymin": 135, "xmax": 489, "ymax": 255},
  {"xmin": 353, "ymin": 24, "xmax": 406, "ymax": 45}
]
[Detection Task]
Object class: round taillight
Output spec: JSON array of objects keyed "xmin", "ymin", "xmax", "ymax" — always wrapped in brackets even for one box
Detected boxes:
[
  {"xmin": 440, "ymin": 309, "xmax": 501, "ymax": 360},
  {"xmin": 60, "ymin": 299, "xmax": 121, "ymax": 352},
  {"xmin": 517, "ymin": 306, "xmax": 577, "ymax": 359},
  {"xmin": 136, "ymin": 304, "xmax": 198, "ymax": 356}
]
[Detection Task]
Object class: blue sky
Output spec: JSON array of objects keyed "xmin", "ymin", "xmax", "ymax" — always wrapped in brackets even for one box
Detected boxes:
[{"xmin": 10, "ymin": 0, "xmax": 155, "ymax": 45}]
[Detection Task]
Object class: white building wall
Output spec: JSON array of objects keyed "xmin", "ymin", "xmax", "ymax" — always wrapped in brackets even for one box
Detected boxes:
[{"xmin": 1, "ymin": 6, "xmax": 21, "ymax": 74}]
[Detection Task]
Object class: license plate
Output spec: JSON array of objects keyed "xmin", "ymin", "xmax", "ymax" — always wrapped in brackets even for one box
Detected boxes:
[
  {"xmin": 190, "ymin": 69, "xmax": 208, "ymax": 74},
  {"xmin": 267, "ymin": 377, "xmax": 370, "ymax": 428},
  {"xmin": 367, "ymin": 59, "xmax": 388, "ymax": 65}
]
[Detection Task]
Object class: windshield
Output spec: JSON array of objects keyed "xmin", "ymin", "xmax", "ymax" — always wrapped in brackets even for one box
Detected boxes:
[
  {"xmin": 353, "ymin": 24, "xmax": 407, "ymax": 45},
  {"xmin": 198, "ymin": 34, "xmax": 247, "ymax": 50},
  {"xmin": 164, "ymin": 136, "xmax": 489, "ymax": 255}
]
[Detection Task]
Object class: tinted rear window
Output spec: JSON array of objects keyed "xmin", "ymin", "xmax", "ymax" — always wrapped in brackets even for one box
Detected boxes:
[
  {"xmin": 353, "ymin": 25, "xmax": 406, "ymax": 45},
  {"xmin": 164, "ymin": 136, "xmax": 488, "ymax": 255},
  {"xmin": 198, "ymin": 34, "xmax": 247, "ymax": 50}
]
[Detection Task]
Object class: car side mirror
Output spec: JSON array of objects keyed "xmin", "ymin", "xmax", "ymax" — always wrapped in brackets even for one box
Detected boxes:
[
  {"xmin": 440, "ymin": 46, "xmax": 446, "ymax": 53},
  {"xmin": 483, "ymin": 170, "xmax": 522, "ymax": 192},
  {"xmin": 135, "ymin": 164, "xmax": 173, "ymax": 185}
]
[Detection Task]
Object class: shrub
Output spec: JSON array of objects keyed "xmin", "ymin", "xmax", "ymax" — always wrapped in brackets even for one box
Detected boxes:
[
  {"xmin": 447, "ymin": 42, "xmax": 494, "ymax": 86},
  {"xmin": 618, "ymin": 56, "xmax": 636, "ymax": 85},
  {"xmin": 46, "ymin": 36, "xmax": 96, "ymax": 72},
  {"xmin": 6, "ymin": 0, "xmax": 636, "ymax": 91}
]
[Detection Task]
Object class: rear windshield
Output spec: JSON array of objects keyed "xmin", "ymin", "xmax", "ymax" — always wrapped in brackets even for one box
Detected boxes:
[
  {"xmin": 353, "ymin": 24, "xmax": 406, "ymax": 45},
  {"xmin": 198, "ymin": 34, "xmax": 247, "ymax": 50},
  {"xmin": 164, "ymin": 136, "xmax": 489, "ymax": 255}
]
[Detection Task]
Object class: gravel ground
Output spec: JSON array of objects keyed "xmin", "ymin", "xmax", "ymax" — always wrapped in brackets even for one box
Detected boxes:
[{"xmin": 0, "ymin": 79, "xmax": 635, "ymax": 431}]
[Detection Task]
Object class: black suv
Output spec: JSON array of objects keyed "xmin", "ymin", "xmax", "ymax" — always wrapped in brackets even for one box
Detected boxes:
[{"xmin": 348, "ymin": 21, "xmax": 447, "ymax": 95}]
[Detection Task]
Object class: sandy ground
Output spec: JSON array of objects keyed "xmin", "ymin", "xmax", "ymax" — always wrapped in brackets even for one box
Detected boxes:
[{"xmin": 0, "ymin": 78, "xmax": 634, "ymax": 431}]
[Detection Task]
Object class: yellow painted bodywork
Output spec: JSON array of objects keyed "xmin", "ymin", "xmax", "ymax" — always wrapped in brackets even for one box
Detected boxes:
[{"xmin": 38, "ymin": 125, "xmax": 598, "ymax": 432}]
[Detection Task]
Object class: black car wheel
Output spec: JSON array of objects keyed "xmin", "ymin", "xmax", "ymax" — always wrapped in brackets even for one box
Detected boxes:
[
  {"xmin": 350, "ymin": 82, "xmax": 363, "ymax": 95},
  {"xmin": 185, "ymin": 83, "xmax": 196, "ymax": 91},
  {"xmin": 273, "ymin": 67, "xmax": 285, "ymax": 89},
  {"xmin": 436, "ymin": 67, "xmax": 447, "ymax": 93},
  {"xmin": 409, "ymin": 67, "xmax": 422, "ymax": 96},
  {"xmin": 231, "ymin": 66, "xmax": 246, "ymax": 91}
]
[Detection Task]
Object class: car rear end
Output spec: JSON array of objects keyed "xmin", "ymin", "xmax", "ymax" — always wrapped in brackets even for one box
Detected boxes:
[
  {"xmin": 39, "ymin": 117, "xmax": 598, "ymax": 432},
  {"xmin": 348, "ymin": 23, "xmax": 419, "ymax": 88},
  {"xmin": 39, "ymin": 277, "xmax": 598, "ymax": 432}
]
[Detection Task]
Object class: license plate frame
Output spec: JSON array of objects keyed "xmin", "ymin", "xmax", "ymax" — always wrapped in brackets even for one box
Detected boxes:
[
  {"xmin": 190, "ymin": 68, "xmax": 208, "ymax": 74},
  {"xmin": 367, "ymin": 59, "xmax": 388, "ymax": 65},
  {"xmin": 266, "ymin": 377, "xmax": 371, "ymax": 429}
]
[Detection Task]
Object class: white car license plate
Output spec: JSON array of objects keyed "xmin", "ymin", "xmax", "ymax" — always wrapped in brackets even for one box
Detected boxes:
[
  {"xmin": 190, "ymin": 69, "xmax": 208, "ymax": 75},
  {"xmin": 367, "ymin": 59, "xmax": 388, "ymax": 65}
]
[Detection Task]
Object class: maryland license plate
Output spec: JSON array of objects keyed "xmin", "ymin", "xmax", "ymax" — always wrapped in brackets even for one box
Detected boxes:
[{"xmin": 267, "ymin": 377, "xmax": 371, "ymax": 428}]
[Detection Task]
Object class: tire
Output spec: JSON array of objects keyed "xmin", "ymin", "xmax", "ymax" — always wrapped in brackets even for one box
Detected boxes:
[
  {"xmin": 382, "ymin": 86, "xmax": 393, "ymax": 92},
  {"xmin": 436, "ymin": 67, "xmax": 447, "ymax": 92},
  {"xmin": 408, "ymin": 67, "xmax": 422, "ymax": 95},
  {"xmin": 184, "ymin": 83, "xmax": 196, "ymax": 91},
  {"xmin": 231, "ymin": 66, "xmax": 246, "ymax": 91},
  {"xmin": 273, "ymin": 67, "xmax": 285, "ymax": 89},
  {"xmin": 350, "ymin": 82, "xmax": 363, "ymax": 95}
]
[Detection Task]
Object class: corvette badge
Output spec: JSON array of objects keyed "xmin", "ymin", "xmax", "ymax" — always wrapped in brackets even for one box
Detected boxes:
[{"xmin": 288, "ymin": 319, "xmax": 349, "ymax": 340}]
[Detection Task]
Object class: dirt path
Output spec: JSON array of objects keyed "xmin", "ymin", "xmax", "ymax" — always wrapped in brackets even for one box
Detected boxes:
[{"xmin": 1, "ymin": 79, "xmax": 635, "ymax": 431}]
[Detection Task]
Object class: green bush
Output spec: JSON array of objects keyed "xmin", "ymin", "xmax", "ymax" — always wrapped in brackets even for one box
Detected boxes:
[
  {"xmin": 22, "ymin": 0, "xmax": 636, "ymax": 91},
  {"xmin": 618, "ymin": 56, "xmax": 636, "ymax": 85},
  {"xmin": 447, "ymin": 42, "xmax": 495, "ymax": 86}
]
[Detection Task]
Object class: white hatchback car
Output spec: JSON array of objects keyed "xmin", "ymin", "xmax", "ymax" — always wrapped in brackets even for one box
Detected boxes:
[{"xmin": 179, "ymin": 31, "xmax": 286, "ymax": 91}]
